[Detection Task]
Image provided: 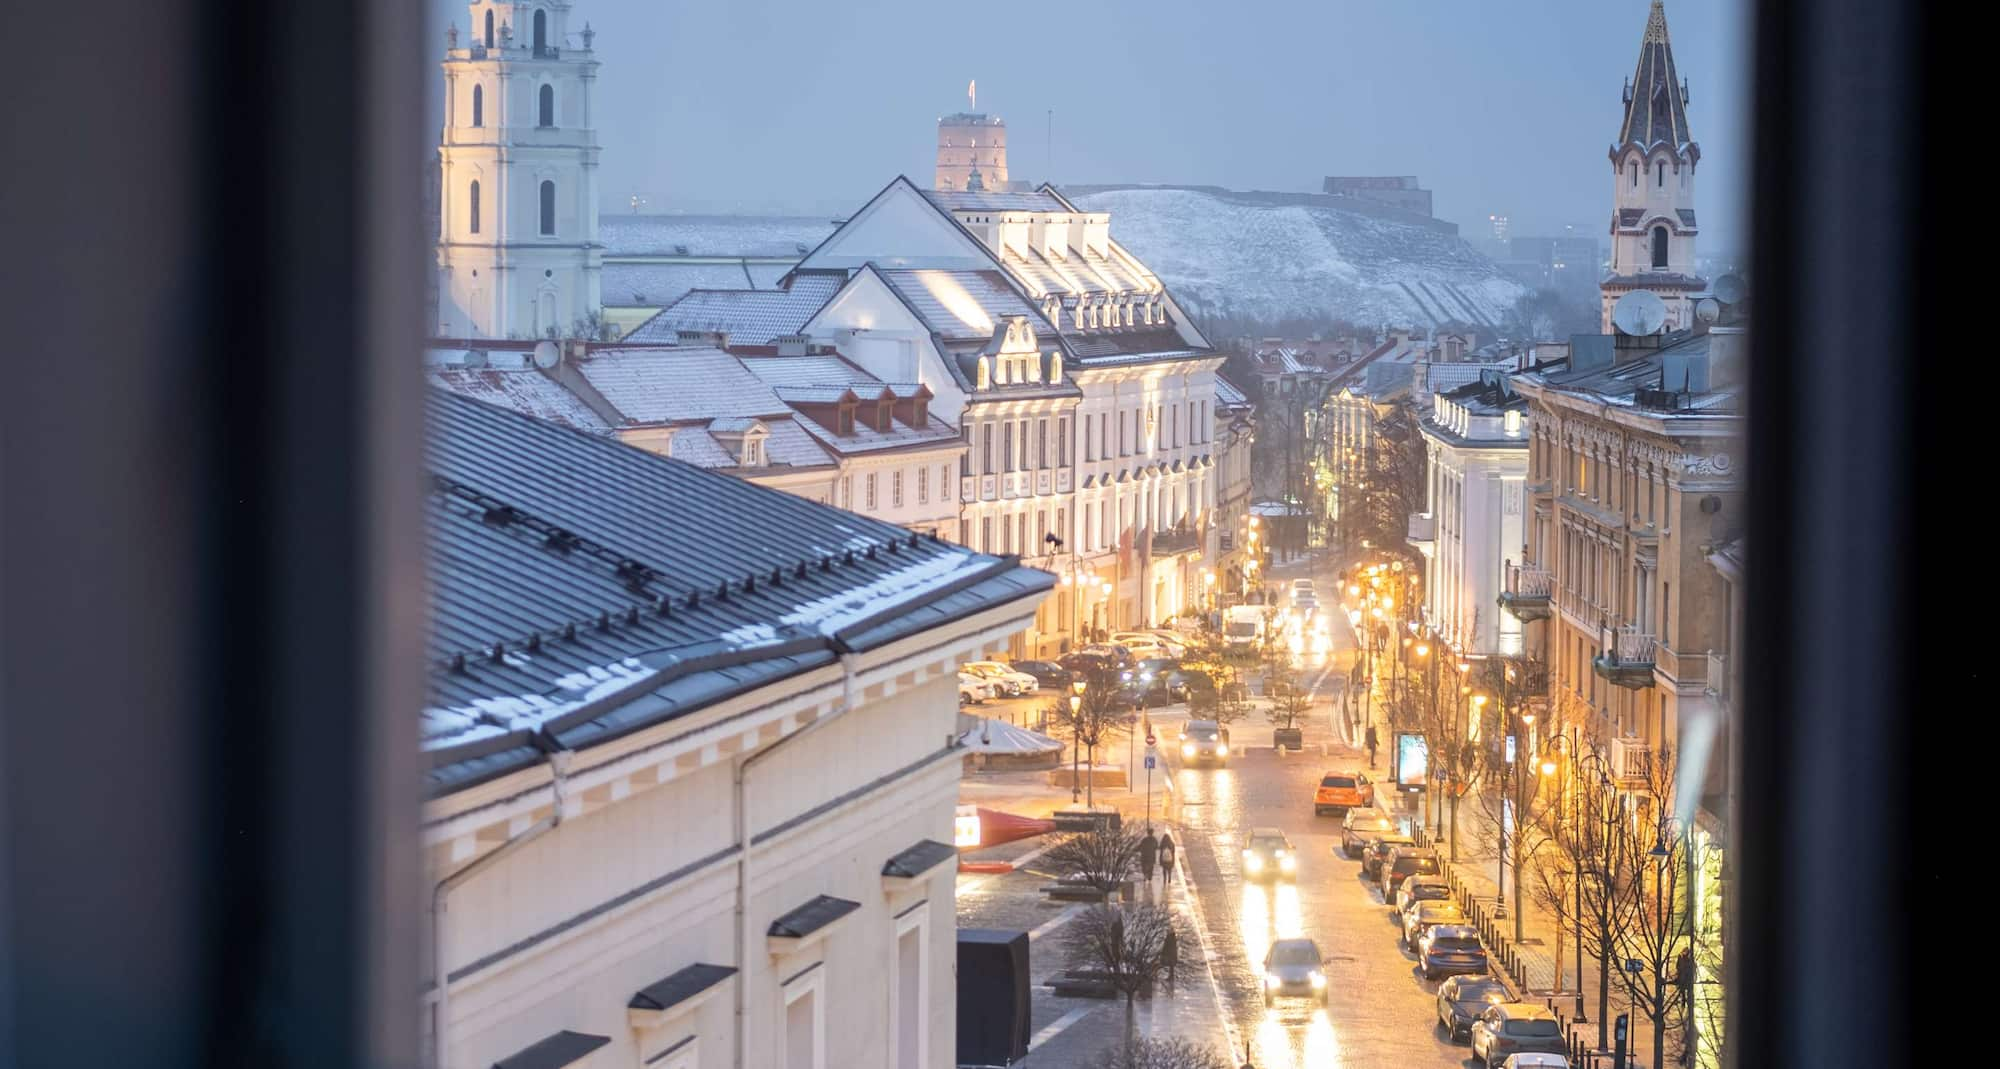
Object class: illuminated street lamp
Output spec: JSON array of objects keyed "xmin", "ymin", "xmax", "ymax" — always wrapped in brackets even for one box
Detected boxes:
[{"xmin": 1068, "ymin": 684, "xmax": 1085, "ymax": 804}]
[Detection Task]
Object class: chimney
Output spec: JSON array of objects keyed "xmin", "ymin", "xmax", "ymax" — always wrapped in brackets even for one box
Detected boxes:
[
  {"xmin": 1706, "ymin": 326, "xmax": 1747, "ymax": 391},
  {"xmin": 675, "ymin": 329, "xmax": 728, "ymax": 348},
  {"xmin": 774, "ymin": 334, "xmax": 810, "ymax": 357}
]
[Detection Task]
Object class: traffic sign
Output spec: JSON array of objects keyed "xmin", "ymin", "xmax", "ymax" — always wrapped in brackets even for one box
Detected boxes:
[
  {"xmin": 1144, "ymin": 755, "xmax": 1156, "ymax": 770},
  {"xmin": 1145, "ymin": 732, "xmax": 1156, "ymax": 746}
]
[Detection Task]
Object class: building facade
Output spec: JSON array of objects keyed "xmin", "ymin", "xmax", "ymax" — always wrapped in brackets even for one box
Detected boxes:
[
  {"xmin": 1506, "ymin": 303, "xmax": 1744, "ymax": 791},
  {"xmin": 1600, "ymin": 0, "xmax": 1704, "ymax": 332},
  {"xmin": 437, "ymin": 0, "xmax": 605, "ymax": 339},
  {"xmin": 1413, "ymin": 372, "xmax": 1530, "ymax": 657},
  {"xmin": 935, "ymin": 112, "xmax": 1008, "ymax": 192},
  {"xmin": 421, "ymin": 391, "xmax": 1051, "ymax": 1069}
]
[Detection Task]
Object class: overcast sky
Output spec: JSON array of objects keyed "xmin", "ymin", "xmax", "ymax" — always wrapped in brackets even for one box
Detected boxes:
[{"xmin": 429, "ymin": 0, "xmax": 1749, "ymax": 249}]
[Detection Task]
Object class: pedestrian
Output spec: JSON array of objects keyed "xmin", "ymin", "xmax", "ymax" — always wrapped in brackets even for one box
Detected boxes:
[
  {"xmin": 1161, "ymin": 925, "xmax": 1179, "ymax": 988},
  {"xmin": 1138, "ymin": 828, "xmax": 1159, "ymax": 884},
  {"xmin": 1157, "ymin": 831, "xmax": 1176, "ymax": 883},
  {"xmin": 1365, "ymin": 723, "xmax": 1379, "ymax": 769}
]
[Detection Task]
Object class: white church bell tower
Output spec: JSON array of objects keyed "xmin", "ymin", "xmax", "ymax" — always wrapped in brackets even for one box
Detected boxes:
[
  {"xmin": 437, "ymin": 1, "xmax": 603, "ymax": 340},
  {"xmin": 1601, "ymin": 0, "xmax": 1703, "ymax": 333}
]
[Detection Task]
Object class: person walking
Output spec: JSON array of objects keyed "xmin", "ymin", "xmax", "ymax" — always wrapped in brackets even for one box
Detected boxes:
[
  {"xmin": 1138, "ymin": 828, "xmax": 1160, "ymax": 886},
  {"xmin": 1365, "ymin": 722, "xmax": 1379, "ymax": 769},
  {"xmin": 1161, "ymin": 925, "xmax": 1180, "ymax": 988},
  {"xmin": 1157, "ymin": 831, "xmax": 1177, "ymax": 884}
]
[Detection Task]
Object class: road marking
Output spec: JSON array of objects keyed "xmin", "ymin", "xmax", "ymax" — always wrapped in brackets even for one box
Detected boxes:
[
  {"xmin": 1027, "ymin": 1006, "xmax": 1092, "ymax": 1051},
  {"xmin": 1029, "ymin": 904, "xmax": 1084, "ymax": 943},
  {"xmin": 1171, "ymin": 839, "xmax": 1243, "ymax": 1058}
]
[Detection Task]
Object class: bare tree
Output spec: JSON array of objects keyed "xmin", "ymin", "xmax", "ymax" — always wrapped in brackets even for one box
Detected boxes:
[
  {"xmin": 1179, "ymin": 632, "xmax": 1250, "ymax": 731},
  {"xmin": 1468, "ymin": 655, "xmax": 1557, "ymax": 941},
  {"xmin": 1044, "ymin": 824, "xmax": 1146, "ymax": 895},
  {"xmin": 1607, "ymin": 745, "xmax": 1695, "ymax": 1069},
  {"xmin": 1064, "ymin": 902, "xmax": 1184, "ymax": 1056},
  {"xmin": 1049, "ymin": 664, "xmax": 1135, "ymax": 808},
  {"xmin": 1526, "ymin": 750, "xmax": 1642, "ymax": 1052},
  {"xmin": 1264, "ymin": 664, "xmax": 1313, "ymax": 736},
  {"xmin": 1099, "ymin": 1037, "xmax": 1235, "ymax": 1069}
]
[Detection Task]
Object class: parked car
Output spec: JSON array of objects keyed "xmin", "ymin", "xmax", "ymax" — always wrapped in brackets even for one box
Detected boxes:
[
  {"xmin": 1312, "ymin": 770, "xmax": 1375, "ymax": 815},
  {"xmin": 1362, "ymin": 833, "xmax": 1417, "ymax": 879},
  {"xmin": 1064, "ymin": 645, "xmax": 1135, "ymax": 672},
  {"xmin": 962, "ymin": 661, "xmax": 1038, "ymax": 696},
  {"xmin": 1133, "ymin": 657, "xmax": 1180, "ymax": 684},
  {"xmin": 1469, "ymin": 1004, "xmax": 1567, "ymax": 1069},
  {"xmin": 1418, "ymin": 924, "xmax": 1489, "ymax": 982},
  {"xmin": 1178, "ymin": 719, "xmax": 1231, "ymax": 765},
  {"xmin": 1498, "ymin": 1055, "xmax": 1571, "ymax": 1069},
  {"xmin": 957, "ymin": 673, "xmax": 991, "ymax": 705},
  {"xmin": 1395, "ymin": 873, "xmax": 1454, "ymax": 916},
  {"xmin": 1112, "ymin": 631, "xmax": 1185, "ymax": 658},
  {"xmin": 1241, "ymin": 826, "xmax": 1297, "ymax": 882},
  {"xmin": 1435, "ymin": 975, "xmax": 1510, "ymax": 1040},
  {"xmin": 1009, "ymin": 659, "xmax": 1073, "ymax": 690},
  {"xmin": 1380, "ymin": 846, "xmax": 1442, "ymax": 899},
  {"xmin": 1401, "ymin": 898, "xmax": 1468, "ymax": 950},
  {"xmin": 1260, "ymin": 937, "xmax": 1329, "ymax": 1006},
  {"xmin": 1341, "ymin": 810, "xmax": 1400, "ymax": 858}
]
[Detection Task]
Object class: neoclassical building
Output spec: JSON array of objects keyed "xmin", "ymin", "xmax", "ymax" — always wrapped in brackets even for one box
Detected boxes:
[
  {"xmin": 1412, "ymin": 371, "xmax": 1529, "ymax": 657},
  {"xmin": 436, "ymin": 0, "xmax": 605, "ymax": 339}
]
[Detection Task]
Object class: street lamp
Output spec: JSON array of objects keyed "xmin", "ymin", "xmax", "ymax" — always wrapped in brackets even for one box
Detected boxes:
[{"xmin": 1543, "ymin": 732, "xmax": 1585, "ymax": 1017}]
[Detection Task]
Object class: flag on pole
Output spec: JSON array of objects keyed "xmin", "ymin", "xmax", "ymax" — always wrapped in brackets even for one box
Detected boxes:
[{"xmin": 968, "ymin": 79, "xmax": 976, "ymax": 111}]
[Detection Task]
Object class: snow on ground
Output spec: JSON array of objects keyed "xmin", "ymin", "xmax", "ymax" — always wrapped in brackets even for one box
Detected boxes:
[{"xmin": 1069, "ymin": 188, "xmax": 1528, "ymax": 329}]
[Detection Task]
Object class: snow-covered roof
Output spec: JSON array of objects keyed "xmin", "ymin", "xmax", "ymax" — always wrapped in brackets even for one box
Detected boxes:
[
  {"xmin": 1065, "ymin": 187, "xmax": 1526, "ymax": 330},
  {"xmin": 598, "ymin": 214, "xmax": 837, "ymax": 258},
  {"xmin": 603, "ymin": 261, "xmax": 767, "ymax": 308},
  {"xmin": 1214, "ymin": 375, "xmax": 1251, "ymax": 409},
  {"xmin": 422, "ymin": 390, "xmax": 1054, "ymax": 794},
  {"xmin": 427, "ymin": 367, "xmax": 610, "ymax": 434},
  {"xmin": 876, "ymin": 268, "xmax": 1058, "ymax": 342},
  {"xmin": 956, "ymin": 718, "xmax": 1062, "ymax": 755},
  {"xmin": 924, "ymin": 189, "xmax": 1071, "ymax": 214},
  {"xmin": 625, "ymin": 273, "xmax": 847, "ymax": 345},
  {"xmin": 576, "ymin": 347, "xmax": 794, "ymax": 424}
]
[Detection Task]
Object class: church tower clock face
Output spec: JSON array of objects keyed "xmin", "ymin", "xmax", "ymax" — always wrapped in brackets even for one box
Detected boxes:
[{"xmin": 435, "ymin": 2, "xmax": 603, "ymax": 341}]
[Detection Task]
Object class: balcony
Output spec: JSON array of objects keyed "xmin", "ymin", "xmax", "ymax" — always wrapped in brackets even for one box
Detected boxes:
[
  {"xmin": 1406, "ymin": 512, "xmax": 1435, "ymax": 547},
  {"xmin": 1150, "ymin": 526, "xmax": 1201, "ymax": 556},
  {"xmin": 1592, "ymin": 625, "xmax": 1657, "ymax": 689},
  {"xmin": 1498, "ymin": 564, "xmax": 1553, "ymax": 622},
  {"xmin": 1705, "ymin": 650, "xmax": 1729, "ymax": 705},
  {"xmin": 1609, "ymin": 735, "xmax": 1655, "ymax": 786}
]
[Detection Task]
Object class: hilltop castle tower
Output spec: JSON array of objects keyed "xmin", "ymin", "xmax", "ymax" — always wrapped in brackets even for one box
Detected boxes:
[
  {"xmin": 436, "ymin": 1, "xmax": 604, "ymax": 340},
  {"xmin": 1601, "ymin": 0, "xmax": 1703, "ymax": 333},
  {"xmin": 936, "ymin": 97, "xmax": 1008, "ymax": 193}
]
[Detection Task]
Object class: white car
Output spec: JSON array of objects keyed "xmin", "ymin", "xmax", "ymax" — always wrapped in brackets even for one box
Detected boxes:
[
  {"xmin": 957, "ymin": 673, "xmax": 992, "ymax": 704},
  {"xmin": 1109, "ymin": 632, "xmax": 1174, "ymax": 659},
  {"xmin": 963, "ymin": 661, "xmax": 1038, "ymax": 696}
]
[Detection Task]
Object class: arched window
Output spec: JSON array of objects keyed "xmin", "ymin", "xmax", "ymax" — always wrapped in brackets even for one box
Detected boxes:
[
  {"xmin": 469, "ymin": 181, "xmax": 481, "ymax": 234},
  {"xmin": 539, "ymin": 180, "xmax": 556, "ymax": 235},
  {"xmin": 532, "ymin": 9, "xmax": 547, "ymax": 53},
  {"xmin": 483, "ymin": 9, "xmax": 494, "ymax": 47},
  {"xmin": 1651, "ymin": 226, "xmax": 1669, "ymax": 269},
  {"xmin": 471, "ymin": 84, "xmax": 483, "ymax": 128},
  {"xmin": 1656, "ymin": 162, "xmax": 1665, "ymax": 188},
  {"xmin": 1629, "ymin": 162, "xmax": 1638, "ymax": 187},
  {"xmin": 538, "ymin": 84, "xmax": 554, "ymax": 128}
]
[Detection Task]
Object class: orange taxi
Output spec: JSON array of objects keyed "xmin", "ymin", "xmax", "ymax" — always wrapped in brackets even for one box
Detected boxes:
[{"xmin": 1313, "ymin": 770, "xmax": 1374, "ymax": 816}]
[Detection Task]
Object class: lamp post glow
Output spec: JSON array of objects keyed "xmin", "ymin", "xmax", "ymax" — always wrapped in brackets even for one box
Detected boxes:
[{"xmin": 1068, "ymin": 687, "xmax": 1084, "ymax": 805}]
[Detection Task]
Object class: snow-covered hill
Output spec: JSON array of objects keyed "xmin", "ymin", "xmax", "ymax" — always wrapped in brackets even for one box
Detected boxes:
[{"xmin": 1065, "ymin": 187, "xmax": 1528, "ymax": 330}]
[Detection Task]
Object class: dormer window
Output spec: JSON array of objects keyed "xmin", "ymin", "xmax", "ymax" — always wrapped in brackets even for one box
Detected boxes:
[
  {"xmin": 744, "ymin": 435, "xmax": 765, "ymax": 466},
  {"xmin": 837, "ymin": 402, "xmax": 856, "ymax": 435}
]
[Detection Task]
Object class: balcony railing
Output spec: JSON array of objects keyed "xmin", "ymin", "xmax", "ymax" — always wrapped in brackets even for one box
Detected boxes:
[
  {"xmin": 1150, "ymin": 526, "xmax": 1201, "ymax": 555},
  {"xmin": 1609, "ymin": 735, "xmax": 1654, "ymax": 785},
  {"xmin": 1593, "ymin": 624, "xmax": 1657, "ymax": 689},
  {"xmin": 1406, "ymin": 512, "xmax": 1435, "ymax": 544},
  {"xmin": 1498, "ymin": 563, "xmax": 1552, "ymax": 622}
]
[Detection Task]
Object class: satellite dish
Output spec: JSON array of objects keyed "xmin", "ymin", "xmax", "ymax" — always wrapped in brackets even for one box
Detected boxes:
[
  {"xmin": 1694, "ymin": 297, "xmax": 1721, "ymax": 324},
  {"xmin": 532, "ymin": 339, "xmax": 561, "ymax": 370},
  {"xmin": 1712, "ymin": 274, "xmax": 1747, "ymax": 305},
  {"xmin": 1611, "ymin": 290, "xmax": 1669, "ymax": 337}
]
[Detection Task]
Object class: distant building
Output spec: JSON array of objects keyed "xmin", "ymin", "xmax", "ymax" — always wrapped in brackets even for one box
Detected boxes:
[
  {"xmin": 1488, "ymin": 214, "xmax": 1510, "ymax": 242},
  {"xmin": 935, "ymin": 113, "xmax": 1008, "ymax": 192},
  {"xmin": 1411, "ymin": 370, "xmax": 1530, "ymax": 657},
  {"xmin": 1502, "ymin": 236, "xmax": 1603, "ymax": 292},
  {"xmin": 1600, "ymin": 0, "xmax": 1705, "ymax": 331},
  {"xmin": 1322, "ymin": 176, "xmax": 1434, "ymax": 217}
]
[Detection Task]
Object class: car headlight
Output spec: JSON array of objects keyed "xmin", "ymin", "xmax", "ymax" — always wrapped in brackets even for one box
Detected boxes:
[
  {"xmin": 1182, "ymin": 743, "xmax": 1196, "ymax": 756},
  {"xmin": 1279, "ymin": 855, "xmax": 1297, "ymax": 871},
  {"xmin": 1265, "ymin": 973, "xmax": 1281, "ymax": 988},
  {"xmin": 1309, "ymin": 971, "xmax": 1326, "ymax": 989},
  {"xmin": 1244, "ymin": 853, "xmax": 1263, "ymax": 871},
  {"xmin": 1216, "ymin": 742, "xmax": 1229, "ymax": 756}
]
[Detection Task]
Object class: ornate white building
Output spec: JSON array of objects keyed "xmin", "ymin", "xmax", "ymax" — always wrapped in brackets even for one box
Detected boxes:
[
  {"xmin": 437, "ymin": 1, "xmax": 604, "ymax": 339},
  {"xmin": 1412, "ymin": 372, "xmax": 1530, "ymax": 657},
  {"xmin": 1600, "ymin": 0, "xmax": 1704, "ymax": 333}
]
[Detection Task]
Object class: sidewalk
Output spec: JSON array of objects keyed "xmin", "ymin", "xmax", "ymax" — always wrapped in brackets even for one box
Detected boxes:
[{"xmin": 1413, "ymin": 791, "xmax": 1660, "ymax": 1064}]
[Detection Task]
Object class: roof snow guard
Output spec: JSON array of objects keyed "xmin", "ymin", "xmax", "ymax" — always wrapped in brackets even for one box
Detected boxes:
[
  {"xmin": 421, "ymin": 391, "xmax": 1055, "ymax": 797},
  {"xmin": 1617, "ymin": 1, "xmax": 1696, "ymax": 155}
]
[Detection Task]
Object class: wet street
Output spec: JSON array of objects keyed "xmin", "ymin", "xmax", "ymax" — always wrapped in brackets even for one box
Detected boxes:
[{"xmin": 1173, "ymin": 746, "xmax": 1472, "ymax": 1068}]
